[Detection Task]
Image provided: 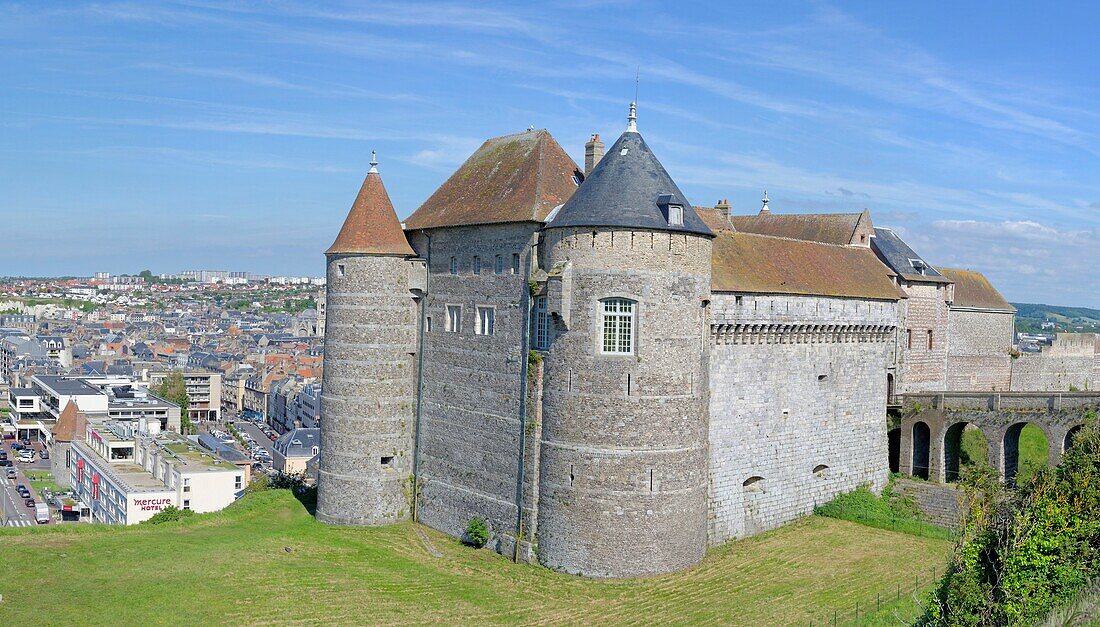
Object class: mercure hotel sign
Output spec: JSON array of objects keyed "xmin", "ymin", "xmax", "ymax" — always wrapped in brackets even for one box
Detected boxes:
[{"xmin": 133, "ymin": 497, "xmax": 172, "ymax": 512}]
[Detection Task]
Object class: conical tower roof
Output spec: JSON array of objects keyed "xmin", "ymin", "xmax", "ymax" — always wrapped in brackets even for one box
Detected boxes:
[
  {"xmin": 327, "ymin": 156, "xmax": 414, "ymax": 256},
  {"xmin": 547, "ymin": 109, "xmax": 712, "ymax": 237},
  {"xmin": 53, "ymin": 399, "xmax": 86, "ymax": 442}
]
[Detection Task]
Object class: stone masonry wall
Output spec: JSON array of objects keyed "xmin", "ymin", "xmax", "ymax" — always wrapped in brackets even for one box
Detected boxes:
[
  {"xmin": 405, "ymin": 223, "xmax": 537, "ymax": 557},
  {"xmin": 892, "ymin": 478, "xmax": 963, "ymax": 528},
  {"xmin": 1011, "ymin": 333, "xmax": 1100, "ymax": 392},
  {"xmin": 317, "ymin": 253, "xmax": 418, "ymax": 526},
  {"xmin": 897, "ymin": 281, "xmax": 950, "ymax": 393},
  {"xmin": 946, "ymin": 308, "xmax": 1014, "ymax": 391},
  {"xmin": 708, "ymin": 293, "xmax": 895, "ymax": 543},
  {"xmin": 536, "ymin": 227, "xmax": 712, "ymax": 578}
]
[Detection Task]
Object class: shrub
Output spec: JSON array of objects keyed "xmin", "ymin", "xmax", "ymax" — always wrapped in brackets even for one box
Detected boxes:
[
  {"xmin": 920, "ymin": 410, "xmax": 1100, "ymax": 625},
  {"xmin": 143, "ymin": 506, "xmax": 194, "ymax": 525},
  {"xmin": 465, "ymin": 516, "xmax": 489, "ymax": 548}
]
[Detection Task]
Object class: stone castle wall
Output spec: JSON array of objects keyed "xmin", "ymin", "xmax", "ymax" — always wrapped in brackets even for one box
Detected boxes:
[
  {"xmin": 536, "ymin": 227, "xmax": 712, "ymax": 577},
  {"xmin": 897, "ymin": 282, "xmax": 950, "ymax": 393},
  {"xmin": 1011, "ymin": 333, "xmax": 1100, "ymax": 392},
  {"xmin": 317, "ymin": 253, "xmax": 418, "ymax": 525},
  {"xmin": 708, "ymin": 293, "xmax": 894, "ymax": 543},
  {"xmin": 405, "ymin": 223, "xmax": 538, "ymax": 556},
  {"xmin": 946, "ymin": 308, "xmax": 1014, "ymax": 391}
]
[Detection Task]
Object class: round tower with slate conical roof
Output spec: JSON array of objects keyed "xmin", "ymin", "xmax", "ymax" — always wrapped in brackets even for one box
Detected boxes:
[
  {"xmin": 535, "ymin": 103, "xmax": 715, "ymax": 577},
  {"xmin": 316, "ymin": 153, "xmax": 420, "ymax": 526}
]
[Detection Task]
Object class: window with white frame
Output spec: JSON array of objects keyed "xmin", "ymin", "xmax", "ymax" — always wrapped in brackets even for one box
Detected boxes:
[
  {"xmin": 473, "ymin": 256, "xmax": 482, "ymax": 274},
  {"xmin": 533, "ymin": 296, "xmax": 550, "ymax": 349},
  {"xmin": 445, "ymin": 305, "xmax": 462, "ymax": 332},
  {"xmin": 601, "ymin": 298, "xmax": 635, "ymax": 354},
  {"xmin": 667, "ymin": 204, "xmax": 684, "ymax": 226},
  {"xmin": 234, "ymin": 475, "xmax": 243, "ymax": 490},
  {"xmin": 476, "ymin": 306, "xmax": 495, "ymax": 335},
  {"xmin": 494, "ymin": 255, "xmax": 504, "ymax": 275}
]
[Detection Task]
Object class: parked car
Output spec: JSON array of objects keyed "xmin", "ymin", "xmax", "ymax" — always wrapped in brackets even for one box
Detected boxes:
[
  {"xmin": 0, "ymin": 460, "xmax": 11, "ymax": 467},
  {"xmin": 0, "ymin": 450, "xmax": 8, "ymax": 460},
  {"xmin": 5, "ymin": 468, "xmax": 15, "ymax": 479},
  {"xmin": 24, "ymin": 498, "xmax": 35, "ymax": 508},
  {"xmin": 15, "ymin": 484, "xmax": 27, "ymax": 493},
  {"xmin": 10, "ymin": 442, "xmax": 23, "ymax": 451},
  {"xmin": 40, "ymin": 450, "xmax": 49, "ymax": 460},
  {"xmin": 20, "ymin": 438, "xmax": 30, "ymax": 446}
]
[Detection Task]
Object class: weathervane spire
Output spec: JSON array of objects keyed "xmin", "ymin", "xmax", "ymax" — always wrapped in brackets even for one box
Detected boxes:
[
  {"xmin": 368, "ymin": 150, "xmax": 379, "ymax": 174},
  {"xmin": 626, "ymin": 101, "xmax": 637, "ymax": 133},
  {"xmin": 760, "ymin": 189, "xmax": 770, "ymax": 214}
]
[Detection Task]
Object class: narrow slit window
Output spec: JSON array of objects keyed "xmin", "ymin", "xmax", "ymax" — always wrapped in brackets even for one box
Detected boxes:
[
  {"xmin": 449, "ymin": 256, "xmax": 457, "ymax": 275},
  {"xmin": 336, "ymin": 264, "xmax": 345, "ymax": 277},
  {"xmin": 473, "ymin": 256, "xmax": 482, "ymax": 275},
  {"xmin": 927, "ymin": 330, "xmax": 933, "ymax": 350},
  {"xmin": 532, "ymin": 296, "xmax": 550, "ymax": 349},
  {"xmin": 494, "ymin": 255, "xmax": 504, "ymax": 275}
]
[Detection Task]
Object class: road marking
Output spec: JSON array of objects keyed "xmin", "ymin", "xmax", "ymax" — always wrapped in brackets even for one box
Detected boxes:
[{"xmin": 6, "ymin": 519, "xmax": 32, "ymax": 527}]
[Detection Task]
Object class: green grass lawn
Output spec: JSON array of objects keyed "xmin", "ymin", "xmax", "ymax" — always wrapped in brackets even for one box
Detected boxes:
[
  {"xmin": 0, "ymin": 489, "xmax": 949, "ymax": 626},
  {"xmin": 23, "ymin": 470, "xmax": 65, "ymax": 496}
]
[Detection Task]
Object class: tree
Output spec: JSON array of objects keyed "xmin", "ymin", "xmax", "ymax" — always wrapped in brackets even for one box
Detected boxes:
[{"xmin": 153, "ymin": 371, "xmax": 194, "ymax": 435}]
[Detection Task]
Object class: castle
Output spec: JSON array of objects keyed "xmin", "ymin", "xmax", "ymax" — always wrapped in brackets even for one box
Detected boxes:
[{"xmin": 316, "ymin": 104, "xmax": 1020, "ymax": 578}]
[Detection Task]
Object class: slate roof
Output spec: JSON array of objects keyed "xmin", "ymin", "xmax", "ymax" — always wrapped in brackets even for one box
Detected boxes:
[
  {"xmin": 548, "ymin": 131, "xmax": 713, "ymax": 237},
  {"xmin": 326, "ymin": 167, "xmax": 415, "ymax": 256},
  {"xmin": 273, "ymin": 428, "xmax": 320, "ymax": 459},
  {"xmin": 870, "ymin": 227, "xmax": 951, "ymax": 283},
  {"xmin": 711, "ymin": 232, "xmax": 905, "ymax": 300},
  {"xmin": 729, "ymin": 210, "xmax": 871, "ymax": 246},
  {"xmin": 404, "ymin": 129, "xmax": 581, "ymax": 230},
  {"xmin": 937, "ymin": 267, "xmax": 1015, "ymax": 312}
]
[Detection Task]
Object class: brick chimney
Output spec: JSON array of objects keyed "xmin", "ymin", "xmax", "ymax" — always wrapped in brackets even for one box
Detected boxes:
[
  {"xmin": 715, "ymin": 198, "xmax": 731, "ymax": 219},
  {"xmin": 584, "ymin": 133, "xmax": 604, "ymax": 176}
]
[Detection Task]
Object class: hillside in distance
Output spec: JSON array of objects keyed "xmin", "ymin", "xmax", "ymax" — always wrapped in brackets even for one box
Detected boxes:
[{"xmin": 1013, "ymin": 302, "xmax": 1100, "ymax": 334}]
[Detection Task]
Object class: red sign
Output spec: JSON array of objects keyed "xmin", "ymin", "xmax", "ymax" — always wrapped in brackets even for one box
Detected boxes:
[
  {"xmin": 92, "ymin": 473, "xmax": 99, "ymax": 500},
  {"xmin": 132, "ymin": 497, "xmax": 172, "ymax": 512},
  {"xmin": 77, "ymin": 459, "xmax": 84, "ymax": 482}
]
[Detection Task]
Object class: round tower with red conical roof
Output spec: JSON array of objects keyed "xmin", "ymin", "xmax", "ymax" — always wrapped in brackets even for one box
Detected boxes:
[{"xmin": 317, "ymin": 152, "xmax": 420, "ymax": 525}]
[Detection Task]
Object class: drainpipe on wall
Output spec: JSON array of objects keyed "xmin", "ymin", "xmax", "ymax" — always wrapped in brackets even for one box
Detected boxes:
[
  {"xmin": 512, "ymin": 234, "xmax": 536, "ymax": 562},
  {"xmin": 411, "ymin": 232, "xmax": 431, "ymax": 522}
]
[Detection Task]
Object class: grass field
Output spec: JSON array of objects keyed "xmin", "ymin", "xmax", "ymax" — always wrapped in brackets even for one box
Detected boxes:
[
  {"xmin": 23, "ymin": 470, "xmax": 65, "ymax": 496},
  {"xmin": 0, "ymin": 489, "xmax": 949, "ymax": 625}
]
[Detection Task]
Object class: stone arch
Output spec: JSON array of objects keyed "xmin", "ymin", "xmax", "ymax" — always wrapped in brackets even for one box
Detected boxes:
[
  {"xmin": 812, "ymin": 464, "xmax": 829, "ymax": 476},
  {"xmin": 943, "ymin": 422, "xmax": 990, "ymax": 483},
  {"xmin": 1064, "ymin": 424, "xmax": 1085, "ymax": 453},
  {"xmin": 911, "ymin": 421, "xmax": 931, "ymax": 480},
  {"xmin": 1003, "ymin": 422, "xmax": 1050, "ymax": 487},
  {"xmin": 887, "ymin": 427, "xmax": 901, "ymax": 473}
]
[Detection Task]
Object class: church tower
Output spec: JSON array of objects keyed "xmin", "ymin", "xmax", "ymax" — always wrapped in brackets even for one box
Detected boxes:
[
  {"xmin": 535, "ymin": 104, "xmax": 715, "ymax": 577},
  {"xmin": 316, "ymin": 153, "xmax": 420, "ymax": 526}
]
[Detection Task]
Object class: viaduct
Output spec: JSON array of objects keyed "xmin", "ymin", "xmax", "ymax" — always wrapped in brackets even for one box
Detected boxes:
[{"xmin": 896, "ymin": 392, "xmax": 1100, "ymax": 486}]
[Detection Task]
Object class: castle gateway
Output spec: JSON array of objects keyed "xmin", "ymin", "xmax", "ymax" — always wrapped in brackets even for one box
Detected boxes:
[{"xmin": 316, "ymin": 105, "xmax": 901, "ymax": 578}]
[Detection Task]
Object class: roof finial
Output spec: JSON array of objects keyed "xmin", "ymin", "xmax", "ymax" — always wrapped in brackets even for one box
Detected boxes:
[
  {"xmin": 626, "ymin": 101, "xmax": 638, "ymax": 133},
  {"xmin": 760, "ymin": 189, "xmax": 770, "ymax": 214},
  {"xmin": 368, "ymin": 150, "xmax": 379, "ymax": 174}
]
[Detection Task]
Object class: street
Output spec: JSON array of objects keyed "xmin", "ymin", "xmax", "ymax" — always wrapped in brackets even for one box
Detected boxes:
[{"xmin": 1, "ymin": 439, "xmax": 55, "ymax": 527}]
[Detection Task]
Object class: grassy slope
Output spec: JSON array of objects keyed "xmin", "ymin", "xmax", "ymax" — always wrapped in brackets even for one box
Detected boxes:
[{"xmin": 0, "ymin": 490, "xmax": 948, "ymax": 626}]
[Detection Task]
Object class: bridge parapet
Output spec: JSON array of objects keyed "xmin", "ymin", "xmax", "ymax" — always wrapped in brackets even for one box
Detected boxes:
[{"xmin": 901, "ymin": 391, "xmax": 1100, "ymax": 413}]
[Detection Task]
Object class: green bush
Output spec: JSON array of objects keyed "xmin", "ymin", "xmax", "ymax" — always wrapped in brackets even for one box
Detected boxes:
[
  {"xmin": 143, "ymin": 506, "xmax": 195, "ymax": 525},
  {"xmin": 920, "ymin": 411, "xmax": 1100, "ymax": 625},
  {"xmin": 465, "ymin": 516, "xmax": 489, "ymax": 548}
]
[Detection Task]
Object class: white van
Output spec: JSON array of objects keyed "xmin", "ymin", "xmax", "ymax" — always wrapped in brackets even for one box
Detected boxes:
[{"xmin": 35, "ymin": 502, "xmax": 49, "ymax": 524}]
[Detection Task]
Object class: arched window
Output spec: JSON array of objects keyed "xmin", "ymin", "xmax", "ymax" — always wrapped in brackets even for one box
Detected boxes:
[
  {"xmin": 601, "ymin": 298, "xmax": 635, "ymax": 354},
  {"xmin": 812, "ymin": 464, "xmax": 829, "ymax": 476}
]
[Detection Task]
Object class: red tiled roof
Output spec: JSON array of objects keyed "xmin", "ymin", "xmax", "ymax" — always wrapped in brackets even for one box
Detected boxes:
[
  {"xmin": 53, "ymin": 400, "xmax": 87, "ymax": 442},
  {"xmin": 711, "ymin": 232, "xmax": 905, "ymax": 300},
  {"xmin": 404, "ymin": 129, "xmax": 580, "ymax": 230},
  {"xmin": 729, "ymin": 210, "xmax": 872, "ymax": 246},
  {"xmin": 937, "ymin": 267, "xmax": 1015, "ymax": 312},
  {"xmin": 327, "ymin": 170, "xmax": 414, "ymax": 255}
]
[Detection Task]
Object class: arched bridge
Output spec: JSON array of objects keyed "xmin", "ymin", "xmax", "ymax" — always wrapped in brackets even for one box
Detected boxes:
[{"xmin": 896, "ymin": 392, "xmax": 1100, "ymax": 486}]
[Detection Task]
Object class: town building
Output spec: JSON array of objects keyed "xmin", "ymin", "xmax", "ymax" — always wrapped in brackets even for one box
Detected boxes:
[
  {"xmin": 147, "ymin": 370, "xmax": 222, "ymax": 421},
  {"xmin": 70, "ymin": 419, "xmax": 243, "ymax": 525},
  {"xmin": 272, "ymin": 427, "xmax": 319, "ymax": 476}
]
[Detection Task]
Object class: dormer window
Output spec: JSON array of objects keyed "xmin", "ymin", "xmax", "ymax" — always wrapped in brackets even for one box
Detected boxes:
[{"xmin": 667, "ymin": 204, "xmax": 684, "ymax": 226}]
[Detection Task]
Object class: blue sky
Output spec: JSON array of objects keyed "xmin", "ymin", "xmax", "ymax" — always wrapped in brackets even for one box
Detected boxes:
[{"xmin": 2, "ymin": 1, "xmax": 1098, "ymax": 307}]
